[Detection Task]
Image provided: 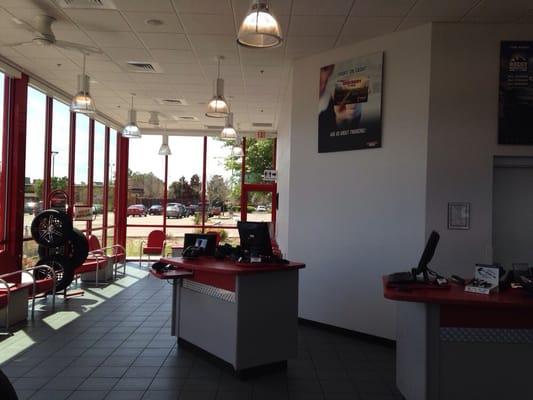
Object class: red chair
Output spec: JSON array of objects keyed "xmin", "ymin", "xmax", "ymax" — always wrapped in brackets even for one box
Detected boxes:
[
  {"xmin": 80, "ymin": 235, "xmax": 126, "ymax": 285},
  {"xmin": 0, "ymin": 279, "xmax": 10, "ymax": 334},
  {"xmin": 140, "ymin": 230, "xmax": 166, "ymax": 268}
]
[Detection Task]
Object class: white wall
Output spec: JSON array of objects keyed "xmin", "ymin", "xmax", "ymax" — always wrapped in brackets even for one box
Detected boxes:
[
  {"xmin": 282, "ymin": 25, "xmax": 433, "ymax": 339},
  {"xmin": 426, "ymin": 23, "xmax": 533, "ymax": 277},
  {"xmin": 275, "ymin": 68, "xmax": 293, "ymax": 255}
]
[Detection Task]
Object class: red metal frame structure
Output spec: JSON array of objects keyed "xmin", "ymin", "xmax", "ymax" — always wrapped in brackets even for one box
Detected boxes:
[{"xmin": 0, "ymin": 73, "xmax": 9, "ymax": 250}]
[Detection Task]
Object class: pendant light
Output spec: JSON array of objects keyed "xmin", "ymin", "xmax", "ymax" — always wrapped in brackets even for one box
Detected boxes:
[
  {"xmin": 237, "ymin": 0, "xmax": 282, "ymax": 48},
  {"xmin": 206, "ymin": 56, "xmax": 229, "ymax": 118},
  {"xmin": 220, "ymin": 112, "xmax": 237, "ymax": 139},
  {"xmin": 232, "ymin": 134, "xmax": 244, "ymax": 157},
  {"xmin": 158, "ymin": 134, "xmax": 171, "ymax": 156},
  {"xmin": 70, "ymin": 53, "xmax": 96, "ymax": 114},
  {"xmin": 122, "ymin": 95, "xmax": 141, "ymax": 138}
]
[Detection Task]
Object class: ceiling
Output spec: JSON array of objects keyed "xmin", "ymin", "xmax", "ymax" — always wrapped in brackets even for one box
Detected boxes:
[{"xmin": 0, "ymin": 0, "xmax": 532, "ymax": 132}]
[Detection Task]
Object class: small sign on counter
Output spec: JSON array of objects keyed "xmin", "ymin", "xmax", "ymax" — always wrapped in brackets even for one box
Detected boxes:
[{"xmin": 465, "ymin": 266, "xmax": 499, "ymax": 295}]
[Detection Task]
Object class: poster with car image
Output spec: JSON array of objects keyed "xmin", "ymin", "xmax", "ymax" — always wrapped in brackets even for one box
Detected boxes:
[
  {"xmin": 498, "ymin": 41, "xmax": 533, "ymax": 145},
  {"xmin": 318, "ymin": 52, "xmax": 383, "ymax": 153}
]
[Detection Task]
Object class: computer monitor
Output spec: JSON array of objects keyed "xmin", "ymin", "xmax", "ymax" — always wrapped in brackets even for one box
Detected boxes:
[
  {"xmin": 413, "ymin": 231, "xmax": 440, "ymax": 280},
  {"xmin": 237, "ymin": 221, "xmax": 273, "ymax": 258},
  {"xmin": 183, "ymin": 233, "xmax": 217, "ymax": 256}
]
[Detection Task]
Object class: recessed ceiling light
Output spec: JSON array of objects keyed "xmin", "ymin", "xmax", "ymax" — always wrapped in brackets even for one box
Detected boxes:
[{"xmin": 145, "ymin": 18, "xmax": 164, "ymax": 26}]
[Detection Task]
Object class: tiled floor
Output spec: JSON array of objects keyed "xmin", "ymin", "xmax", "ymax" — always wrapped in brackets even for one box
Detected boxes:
[{"xmin": 0, "ymin": 263, "xmax": 401, "ymax": 400}]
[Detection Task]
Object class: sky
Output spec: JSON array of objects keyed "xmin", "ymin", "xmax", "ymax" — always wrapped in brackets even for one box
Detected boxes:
[{"xmin": 25, "ymin": 86, "xmax": 234, "ymax": 187}]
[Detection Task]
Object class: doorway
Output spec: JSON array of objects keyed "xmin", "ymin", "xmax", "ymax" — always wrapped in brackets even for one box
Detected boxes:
[{"xmin": 493, "ymin": 157, "xmax": 533, "ymax": 269}]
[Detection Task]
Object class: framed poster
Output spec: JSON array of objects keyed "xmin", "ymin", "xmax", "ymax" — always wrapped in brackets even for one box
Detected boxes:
[
  {"xmin": 448, "ymin": 202, "xmax": 470, "ymax": 230},
  {"xmin": 498, "ymin": 41, "xmax": 533, "ymax": 145},
  {"xmin": 318, "ymin": 52, "xmax": 383, "ymax": 153}
]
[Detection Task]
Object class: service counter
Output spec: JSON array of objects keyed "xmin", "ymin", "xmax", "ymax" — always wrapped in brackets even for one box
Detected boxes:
[
  {"xmin": 151, "ymin": 257, "xmax": 305, "ymax": 374},
  {"xmin": 383, "ymin": 277, "xmax": 533, "ymax": 400}
]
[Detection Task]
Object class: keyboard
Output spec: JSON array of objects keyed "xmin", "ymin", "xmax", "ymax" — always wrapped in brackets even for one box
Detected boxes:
[{"xmin": 388, "ymin": 271, "xmax": 415, "ymax": 284}]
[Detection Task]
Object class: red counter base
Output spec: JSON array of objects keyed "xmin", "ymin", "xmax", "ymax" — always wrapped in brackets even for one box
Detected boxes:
[{"xmin": 383, "ymin": 276, "xmax": 533, "ymax": 400}]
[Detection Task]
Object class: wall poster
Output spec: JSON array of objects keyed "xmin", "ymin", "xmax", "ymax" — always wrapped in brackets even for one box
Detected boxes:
[
  {"xmin": 498, "ymin": 41, "xmax": 533, "ymax": 145},
  {"xmin": 318, "ymin": 52, "xmax": 383, "ymax": 153}
]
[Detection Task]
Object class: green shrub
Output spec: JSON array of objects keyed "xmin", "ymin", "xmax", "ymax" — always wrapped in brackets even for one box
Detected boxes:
[{"xmin": 247, "ymin": 206, "xmax": 255, "ymax": 213}]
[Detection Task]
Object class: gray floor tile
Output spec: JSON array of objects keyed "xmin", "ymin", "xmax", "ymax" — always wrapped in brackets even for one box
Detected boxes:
[
  {"xmin": 14, "ymin": 377, "xmax": 50, "ymax": 390},
  {"xmin": 90, "ymin": 366, "xmax": 128, "ymax": 378},
  {"xmin": 30, "ymin": 390, "xmax": 73, "ymax": 400},
  {"xmin": 124, "ymin": 366, "xmax": 160, "ymax": 378},
  {"xmin": 42, "ymin": 376, "xmax": 84, "ymax": 391},
  {"xmin": 78, "ymin": 378, "xmax": 119, "ymax": 391},
  {"xmin": 179, "ymin": 392, "xmax": 216, "ymax": 400},
  {"xmin": 142, "ymin": 391, "xmax": 179, "ymax": 399},
  {"xmin": 113, "ymin": 377, "xmax": 153, "ymax": 391},
  {"xmin": 67, "ymin": 390, "xmax": 109, "ymax": 399},
  {"xmin": 104, "ymin": 390, "xmax": 145, "ymax": 399},
  {"xmin": 149, "ymin": 377, "xmax": 184, "ymax": 391}
]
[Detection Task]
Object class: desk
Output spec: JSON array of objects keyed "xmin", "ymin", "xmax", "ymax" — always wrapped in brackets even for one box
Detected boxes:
[
  {"xmin": 383, "ymin": 277, "xmax": 533, "ymax": 400},
  {"xmin": 154, "ymin": 257, "xmax": 305, "ymax": 374}
]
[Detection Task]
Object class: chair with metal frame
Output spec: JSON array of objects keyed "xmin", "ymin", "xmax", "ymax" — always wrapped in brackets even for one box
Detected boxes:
[
  {"xmin": 0, "ymin": 278, "xmax": 10, "ymax": 335},
  {"xmin": 86, "ymin": 235, "xmax": 127, "ymax": 280},
  {"xmin": 140, "ymin": 230, "xmax": 167, "ymax": 268}
]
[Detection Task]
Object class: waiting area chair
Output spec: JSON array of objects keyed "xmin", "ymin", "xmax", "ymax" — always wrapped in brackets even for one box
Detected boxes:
[
  {"xmin": 140, "ymin": 230, "xmax": 166, "ymax": 268},
  {"xmin": 78, "ymin": 235, "xmax": 126, "ymax": 286}
]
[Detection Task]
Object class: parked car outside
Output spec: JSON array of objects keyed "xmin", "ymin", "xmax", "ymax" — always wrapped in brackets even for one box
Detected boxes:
[
  {"xmin": 127, "ymin": 204, "xmax": 147, "ymax": 217},
  {"xmin": 185, "ymin": 205, "xmax": 196, "ymax": 217},
  {"xmin": 149, "ymin": 204, "xmax": 163, "ymax": 215},
  {"xmin": 25, "ymin": 201, "xmax": 37, "ymax": 215},
  {"xmin": 32, "ymin": 201, "xmax": 44, "ymax": 216},
  {"xmin": 166, "ymin": 203, "xmax": 181, "ymax": 219},
  {"xmin": 256, "ymin": 205, "xmax": 267, "ymax": 212},
  {"xmin": 177, "ymin": 204, "xmax": 187, "ymax": 218},
  {"xmin": 92, "ymin": 204, "xmax": 103, "ymax": 215}
]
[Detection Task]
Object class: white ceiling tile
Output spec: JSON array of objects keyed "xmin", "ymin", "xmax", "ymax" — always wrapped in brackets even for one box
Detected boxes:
[
  {"xmin": 123, "ymin": 11, "xmax": 183, "ymax": 33},
  {"xmin": 151, "ymin": 49, "xmax": 196, "ymax": 64},
  {"xmin": 158, "ymin": 62, "xmax": 202, "ymax": 74},
  {"xmin": 203, "ymin": 64, "xmax": 242, "ymax": 78},
  {"xmin": 409, "ymin": 0, "xmax": 479, "ymax": 17},
  {"xmin": 461, "ymin": 14, "xmax": 522, "ymax": 22},
  {"xmin": 340, "ymin": 17, "xmax": 402, "ymax": 40},
  {"xmin": 86, "ymin": 60, "xmax": 123, "ymax": 73},
  {"xmin": 0, "ymin": 0, "xmax": 56, "ymax": 9},
  {"xmin": 397, "ymin": 16, "xmax": 460, "ymax": 30},
  {"xmin": 104, "ymin": 47, "xmax": 152, "ymax": 61},
  {"xmin": 138, "ymin": 32, "xmax": 190, "ymax": 50},
  {"xmin": 288, "ymin": 15, "xmax": 345, "ymax": 36},
  {"xmin": 196, "ymin": 50, "xmax": 241, "ymax": 66},
  {"xmin": 87, "ymin": 31, "xmax": 143, "ymax": 48},
  {"xmin": 91, "ymin": 71, "xmax": 135, "ymax": 83},
  {"xmin": 12, "ymin": 43, "xmax": 67, "ymax": 59},
  {"xmin": 32, "ymin": 57, "xmax": 79, "ymax": 72},
  {"xmin": 464, "ymin": 0, "xmax": 533, "ymax": 19},
  {"xmin": 232, "ymin": 0, "xmax": 291, "ymax": 18},
  {"xmin": 285, "ymin": 36, "xmax": 336, "ymax": 55},
  {"xmin": 5, "ymin": 8, "xmax": 76, "ymax": 31},
  {"xmin": 239, "ymin": 47, "xmax": 286, "ymax": 66},
  {"xmin": 243, "ymin": 65, "xmax": 284, "ymax": 80},
  {"xmin": 53, "ymin": 29, "xmax": 98, "ymax": 47},
  {"xmin": 180, "ymin": 13, "xmax": 236, "ymax": 35},
  {"xmin": 0, "ymin": 45, "xmax": 24, "ymax": 58},
  {"xmin": 113, "ymin": 0, "xmax": 174, "ymax": 12},
  {"xmin": 351, "ymin": 0, "xmax": 416, "ymax": 17},
  {"xmin": 63, "ymin": 9, "xmax": 130, "ymax": 32},
  {"xmin": 292, "ymin": 0, "xmax": 354, "ymax": 16},
  {"xmin": 188, "ymin": 34, "xmax": 237, "ymax": 51},
  {"xmin": 172, "ymin": 0, "xmax": 232, "ymax": 14},
  {"xmin": 57, "ymin": 47, "xmax": 110, "ymax": 62},
  {"xmin": 0, "ymin": 27, "xmax": 36, "ymax": 45}
]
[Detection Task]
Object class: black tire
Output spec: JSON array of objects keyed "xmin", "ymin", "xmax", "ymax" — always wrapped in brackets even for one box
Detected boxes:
[
  {"xmin": 31, "ymin": 209, "xmax": 73, "ymax": 247},
  {"xmin": 0, "ymin": 368, "xmax": 17, "ymax": 400},
  {"xmin": 35, "ymin": 256, "xmax": 75, "ymax": 292},
  {"xmin": 37, "ymin": 228, "xmax": 89, "ymax": 268}
]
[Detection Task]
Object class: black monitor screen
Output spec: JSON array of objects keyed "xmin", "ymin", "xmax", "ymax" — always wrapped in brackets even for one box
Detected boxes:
[
  {"xmin": 414, "ymin": 231, "xmax": 440, "ymax": 276},
  {"xmin": 237, "ymin": 222, "xmax": 273, "ymax": 258},
  {"xmin": 183, "ymin": 233, "xmax": 217, "ymax": 256}
]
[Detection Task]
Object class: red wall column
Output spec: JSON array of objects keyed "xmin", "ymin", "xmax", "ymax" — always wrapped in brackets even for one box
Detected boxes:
[
  {"xmin": 1, "ymin": 74, "xmax": 28, "ymax": 273},
  {"xmin": 114, "ymin": 135, "xmax": 129, "ymax": 249}
]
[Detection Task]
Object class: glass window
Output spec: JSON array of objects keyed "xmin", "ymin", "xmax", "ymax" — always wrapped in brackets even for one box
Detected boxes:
[
  {"xmin": 0, "ymin": 72, "xmax": 5, "ymax": 242},
  {"xmin": 128, "ymin": 135, "xmax": 165, "ymax": 226},
  {"xmin": 51, "ymin": 99, "xmax": 70, "ymax": 191},
  {"xmin": 92, "ymin": 121, "xmax": 105, "ymax": 229},
  {"xmin": 206, "ymin": 137, "xmax": 240, "ymax": 229},
  {"xmin": 24, "ymin": 87, "xmax": 47, "ymax": 239},
  {"xmin": 74, "ymin": 114, "xmax": 89, "ymax": 231},
  {"xmin": 107, "ymin": 129, "xmax": 117, "ymax": 239},
  {"xmin": 167, "ymin": 136, "xmax": 204, "ymax": 227},
  {"xmin": 245, "ymin": 137, "xmax": 275, "ymax": 184}
]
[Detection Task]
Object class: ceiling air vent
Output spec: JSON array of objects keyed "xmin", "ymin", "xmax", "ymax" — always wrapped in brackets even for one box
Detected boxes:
[
  {"xmin": 56, "ymin": 0, "xmax": 117, "ymax": 9},
  {"xmin": 124, "ymin": 61, "xmax": 163, "ymax": 73},
  {"xmin": 155, "ymin": 98, "xmax": 189, "ymax": 106},
  {"xmin": 174, "ymin": 116, "xmax": 199, "ymax": 121},
  {"xmin": 205, "ymin": 125, "xmax": 224, "ymax": 130},
  {"xmin": 252, "ymin": 122, "xmax": 273, "ymax": 128}
]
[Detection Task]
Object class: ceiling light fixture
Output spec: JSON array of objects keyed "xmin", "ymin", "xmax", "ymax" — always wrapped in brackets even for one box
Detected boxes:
[
  {"xmin": 237, "ymin": 0, "xmax": 282, "ymax": 48},
  {"xmin": 206, "ymin": 56, "xmax": 229, "ymax": 118},
  {"xmin": 70, "ymin": 53, "xmax": 96, "ymax": 114},
  {"xmin": 158, "ymin": 131, "xmax": 171, "ymax": 156},
  {"xmin": 232, "ymin": 134, "xmax": 244, "ymax": 157},
  {"xmin": 220, "ymin": 112, "xmax": 237, "ymax": 139},
  {"xmin": 122, "ymin": 95, "xmax": 141, "ymax": 138}
]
